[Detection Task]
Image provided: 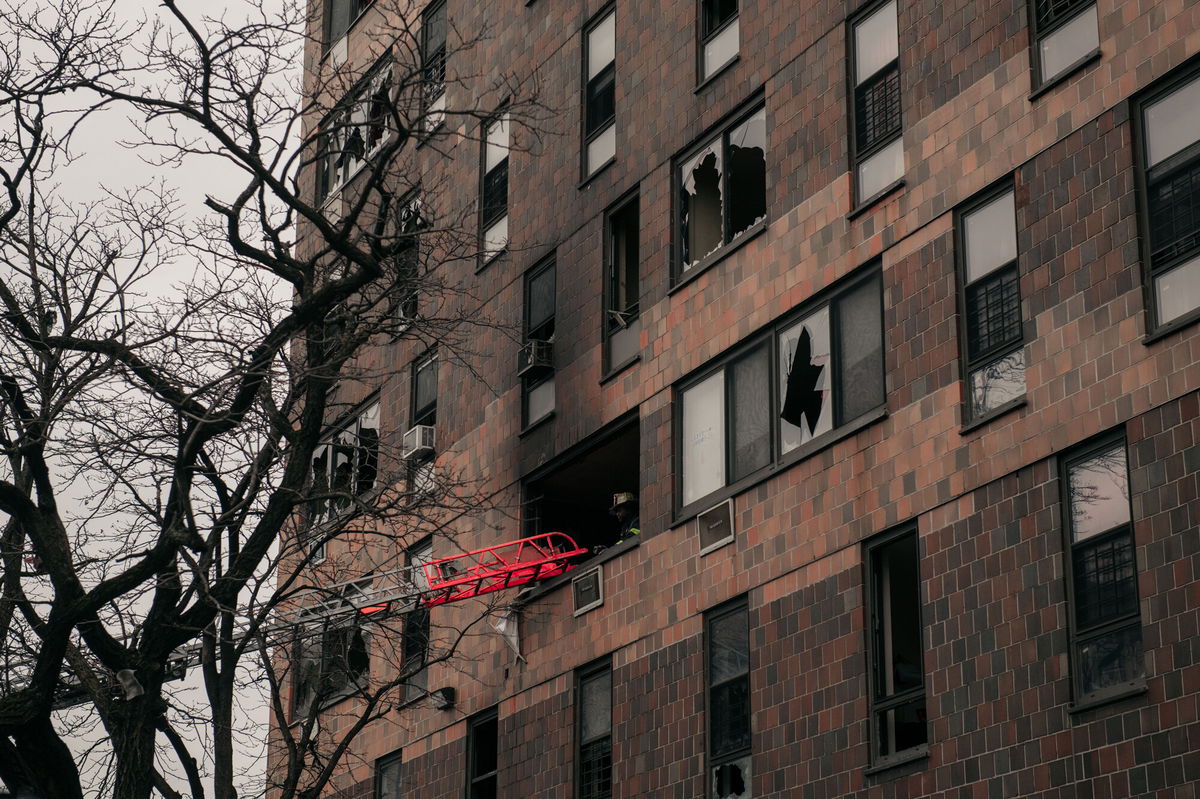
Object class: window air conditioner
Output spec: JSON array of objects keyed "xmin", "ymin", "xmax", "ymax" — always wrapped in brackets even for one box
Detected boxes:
[
  {"xmin": 698, "ymin": 498, "xmax": 735, "ymax": 555},
  {"xmin": 571, "ymin": 565, "xmax": 603, "ymax": 616},
  {"xmin": 517, "ymin": 339, "xmax": 554, "ymax": 377},
  {"xmin": 402, "ymin": 424, "xmax": 435, "ymax": 460}
]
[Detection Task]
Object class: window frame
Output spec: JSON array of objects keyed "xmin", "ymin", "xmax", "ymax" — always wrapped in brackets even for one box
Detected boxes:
[
  {"xmin": 307, "ymin": 396, "xmax": 382, "ymax": 546},
  {"xmin": 421, "ymin": 0, "xmax": 448, "ymax": 123},
  {"xmin": 673, "ymin": 265, "xmax": 886, "ymax": 518},
  {"xmin": 582, "ymin": 5, "xmax": 617, "ymax": 177},
  {"xmin": 672, "ymin": 99, "xmax": 768, "ymax": 285},
  {"xmin": 1131, "ymin": 60, "xmax": 1200, "ymax": 337},
  {"xmin": 1027, "ymin": 0, "xmax": 1100, "ymax": 91},
  {"xmin": 1058, "ymin": 432, "xmax": 1145, "ymax": 707},
  {"xmin": 522, "ymin": 255, "xmax": 556, "ymax": 428},
  {"xmin": 953, "ymin": 179, "xmax": 1027, "ymax": 423},
  {"xmin": 602, "ymin": 191, "xmax": 640, "ymax": 375},
  {"xmin": 315, "ymin": 52, "xmax": 394, "ymax": 205},
  {"xmin": 479, "ymin": 109, "xmax": 510, "ymax": 263},
  {"xmin": 704, "ymin": 596, "xmax": 751, "ymax": 797},
  {"xmin": 575, "ymin": 657, "xmax": 613, "ymax": 799},
  {"xmin": 863, "ymin": 524, "xmax": 929, "ymax": 768},
  {"xmin": 324, "ymin": 0, "xmax": 374, "ymax": 52},
  {"xmin": 697, "ymin": 0, "xmax": 740, "ymax": 83},
  {"xmin": 401, "ymin": 538, "xmax": 433, "ymax": 703},
  {"xmin": 846, "ymin": 0, "xmax": 904, "ymax": 208},
  {"xmin": 411, "ymin": 350, "xmax": 439, "ymax": 429},
  {"xmin": 466, "ymin": 707, "xmax": 499, "ymax": 799},
  {"xmin": 375, "ymin": 749, "xmax": 403, "ymax": 799}
]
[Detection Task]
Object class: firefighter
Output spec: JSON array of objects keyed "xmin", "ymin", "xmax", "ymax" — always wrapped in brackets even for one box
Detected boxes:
[{"xmin": 609, "ymin": 491, "xmax": 640, "ymax": 545}]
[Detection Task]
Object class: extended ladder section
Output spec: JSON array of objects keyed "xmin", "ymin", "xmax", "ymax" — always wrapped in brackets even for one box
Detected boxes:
[{"xmin": 421, "ymin": 532, "xmax": 589, "ymax": 607}]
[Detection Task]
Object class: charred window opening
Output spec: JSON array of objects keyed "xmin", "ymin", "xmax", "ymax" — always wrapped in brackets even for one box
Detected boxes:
[
  {"xmin": 700, "ymin": 0, "xmax": 739, "ymax": 80},
  {"xmin": 524, "ymin": 421, "xmax": 639, "ymax": 558},
  {"xmin": 292, "ymin": 581, "xmax": 375, "ymax": 717},
  {"xmin": 604, "ymin": 195, "xmax": 640, "ymax": 371},
  {"xmin": 678, "ymin": 105, "xmax": 766, "ymax": 276},
  {"xmin": 707, "ymin": 598, "xmax": 750, "ymax": 799},
  {"xmin": 866, "ymin": 528, "xmax": 927, "ymax": 763},
  {"xmin": 958, "ymin": 185, "xmax": 1026, "ymax": 419},
  {"xmin": 315, "ymin": 55, "xmax": 393, "ymax": 204},
  {"xmin": 309, "ymin": 400, "xmax": 381, "ymax": 537},
  {"xmin": 522, "ymin": 258, "xmax": 556, "ymax": 426},
  {"xmin": 467, "ymin": 709, "xmax": 499, "ymax": 799},
  {"xmin": 1137, "ymin": 69, "xmax": 1200, "ymax": 327},
  {"xmin": 1062, "ymin": 438, "xmax": 1144, "ymax": 701},
  {"xmin": 577, "ymin": 661, "xmax": 613, "ymax": 799}
]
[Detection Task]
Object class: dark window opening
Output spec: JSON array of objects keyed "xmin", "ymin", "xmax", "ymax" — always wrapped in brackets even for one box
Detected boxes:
[
  {"xmin": 604, "ymin": 197, "xmax": 640, "ymax": 370},
  {"xmin": 314, "ymin": 56, "xmax": 392, "ymax": 204},
  {"xmin": 309, "ymin": 400, "xmax": 381, "ymax": 528},
  {"xmin": 524, "ymin": 421, "xmax": 639, "ymax": 558},
  {"xmin": 577, "ymin": 662, "xmax": 612, "ymax": 799},
  {"xmin": 678, "ymin": 105, "xmax": 766, "ymax": 275},
  {"xmin": 422, "ymin": 0, "xmax": 447, "ymax": 106},
  {"xmin": 467, "ymin": 710, "xmax": 499, "ymax": 799},
  {"xmin": 293, "ymin": 616, "xmax": 370, "ymax": 717},
  {"xmin": 855, "ymin": 65, "xmax": 902, "ymax": 155},
  {"xmin": 707, "ymin": 599, "xmax": 750, "ymax": 799},
  {"xmin": 866, "ymin": 528, "xmax": 927, "ymax": 763}
]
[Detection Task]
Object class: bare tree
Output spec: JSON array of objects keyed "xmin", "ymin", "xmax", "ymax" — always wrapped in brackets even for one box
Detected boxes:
[{"xmin": 0, "ymin": 1, "xmax": 546, "ymax": 797}]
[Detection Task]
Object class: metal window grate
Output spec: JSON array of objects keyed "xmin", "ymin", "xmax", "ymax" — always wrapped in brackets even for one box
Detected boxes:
[
  {"xmin": 855, "ymin": 64, "xmax": 902, "ymax": 154},
  {"xmin": 966, "ymin": 265, "xmax": 1021, "ymax": 362},
  {"xmin": 1149, "ymin": 157, "xmax": 1200, "ymax": 268},
  {"xmin": 1035, "ymin": 0, "xmax": 1093, "ymax": 32},
  {"xmin": 580, "ymin": 737, "xmax": 612, "ymax": 799},
  {"xmin": 1073, "ymin": 532, "xmax": 1138, "ymax": 630}
]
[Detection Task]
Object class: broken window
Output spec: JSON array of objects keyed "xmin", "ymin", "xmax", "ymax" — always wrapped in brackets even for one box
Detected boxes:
[
  {"xmin": 958, "ymin": 184, "xmax": 1026, "ymax": 419},
  {"xmin": 524, "ymin": 418, "xmax": 639, "ymax": 557},
  {"xmin": 707, "ymin": 598, "xmax": 750, "ymax": 799},
  {"xmin": 678, "ymin": 269, "xmax": 883, "ymax": 511},
  {"xmin": 308, "ymin": 399, "xmax": 381, "ymax": 535},
  {"xmin": 1062, "ymin": 437, "xmax": 1144, "ymax": 702},
  {"xmin": 292, "ymin": 602, "xmax": 372, "ymax": 717},
  {"xmin": 604, "ymin": 195, "xmax": 640, "ymax": 371},
  {"xmin": 678, "ymin": 105, "xmax": 766, "ymax": 276},
  {"xmin": 700, "ymin": 0, "xmax": 739, "ymax": 80},
  {"xmin": 481, "ymin": 113, "xmax": 510, "ymax": 257},
  {"xmin": 577, "ymin": 660, "xmax": 612, "ymax": 799},
  {"xmin": 325, "ymin": 0, "xmax": 373, "ymax": 49},
  {"xmin": 584, "ymin": 9, "xmax": 616, "ymax": 174},
  {"xmin": 522, "ymin": 257, "xmax": 556, "ymax": 427},
  {"xmin": 1136, "ymin": 67, "xmax": 1200, "ymax": 328},
  {"xmin": 376, "ymin": 750, "xmax": 403, "ymax": 799},
  {"xmin": 315, "ymin": 55, "xmax": 393, "ymax": 203},
  {"xmin": 850, "ymin": 0, "xmax": 904, "ymax": 202},
  {"xmin": 403, "ymin": 540, "xmax": 432, "ymax": 702},
  {"xmin": 1030, "ymin": 0, "xmax": 1098, "ymax": 86},
  {"xmin": 467, "ymin": 709, "xmax": 499, "ymax": 799},
  {"xmin": 422, "ymin": 0, "xmax": 447, "ymax": 125},
  {"xmin": 866, "ymin": 527, "xmax": 927, "ymax": 764}
]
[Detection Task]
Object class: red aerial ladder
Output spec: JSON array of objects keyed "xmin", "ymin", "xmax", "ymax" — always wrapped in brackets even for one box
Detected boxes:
[{"xmin": 420, "ymin": 532, "xmax": 588, "ymax": 607}]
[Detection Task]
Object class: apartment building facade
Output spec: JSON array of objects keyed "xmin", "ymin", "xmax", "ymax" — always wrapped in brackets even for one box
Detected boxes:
[{"xmin": 280, "ymin": 0, "xmax": 1200, "ymax": 796}]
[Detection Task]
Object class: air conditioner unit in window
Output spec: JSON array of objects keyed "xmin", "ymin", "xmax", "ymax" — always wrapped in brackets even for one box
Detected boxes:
[
  {"xmin": 402, "ymin": 424, "xmax": 435, "ymax": 460},
  {"xmin": 571, "ymin": 565, "xmax": 603, "ymax": 616},
  {"xmin": 517, "ymin": 339, "xmax": 553, "ymax": 377},
  {"xmin": 698, "ymin": 498, "xmax": 735, "ymax": 555}
]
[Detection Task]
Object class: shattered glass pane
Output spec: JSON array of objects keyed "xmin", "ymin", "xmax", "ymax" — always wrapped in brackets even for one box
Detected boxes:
[
  {"xmin": 969, "ymin": 349, "xmax": 1025, "ymax": 416},
  {"xmin": 731, "ymin": 347, "xmax": 770, "ymax": 481},
  {"xmin": 728, "ymin": 108, "xmax": 767, "ymax": 241},
  {"xmin": 837, "ymin": 276, "xmax": 884, "ymax": 422},
  {"xmin": 332, "ymin": 435, "xmax": 354, "ymax": 511},
  {"xmin": 779, "ymin": 307, "xmax": 831, "ymax": 453},
  {"xmin": 356, "ymin": 402, "xmax": 379, "ymax": 495},
  {"xmin": 682, "ymin": 372, "xmax": 726, "ymax": 505},
  {"xmin": 680, "ymin": 144, "xmax": 724, "ymax": 270},
  {"xmin": 711, "ymin": 755, "xmax": 751, "ymax": 799},
  {"xmin": 1068, "ymin": 443, "xmax": 1130, "ymax": 542}
]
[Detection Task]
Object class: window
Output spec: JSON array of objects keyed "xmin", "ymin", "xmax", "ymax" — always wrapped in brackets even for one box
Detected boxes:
[
  {"xmin": 381, "ymin": 193, "xmax": 424, "ymax": 334},
  {"xmin": 309, "ymin": 400, "xmax": 381, "ymax": 534},
  {"xmin": 467, "ymin": 709, "xmax": 499, "ymax": 799},
  {"xmin": 481, "ymin": 113, "xmax": 509, "ymax": 258},
  {"xmin": 1061, "ymin": 436, "xmax": 1144, "ymax": 703},
  {"xmin": 576, "ymin": 660, "xmax": 612, "ymax": 799},
  {"xmin": 706, "ymin": 598, "xmax": 749, "ymax": 799},
  {"xmin": 679, "ymin": 269, "xmax": 883, "ymax": 511},
  {"xmin": 583, "ymin": 9, "xmax": 616, "ymax": 175},
  {"xmin": 421, "ymin": 0, "xmax": 447, "ymax": 129},
  {"xmin": 402, "ymin": 540, "xmax": 432, "ymax": 702},
  {"xmin": 412, "ymin": 352, "xmax": 438, "ymax": 428},
  {"xmin": 956, "ymin": 184, "xmax": 1026, "ymax": 418},
  {"xmin": 849, "ymin": 0, "xmax": 904, "ymax": 204},
  {"xmin": 865, "ymin": 526, "xmax": 927, "ymax": 765},
  {"xmin": 699, "ymin": 0, "xmax": 738, "ymax": 81},
  {"xmin": 522, "ymin": 258, "xmax": 555, "ymax": 427},
  {"xmin": 376, "ymin": 751, "xmax": 402, "ymax": 799},
  {"xmin": 677, "ymin": 104, "xmax": 766, "ymax": 278},
  {"xmin": 325, "ymin": 0, "xmax": 373, "ymax": 49},
  {"xmin": 1135, "ymin": 68, "xmax": 1200, "ymax": 328},
  {"xmin": 292, "ymin": 583, "xmax": 374, "ymax": 716},
  {"xmin": 316, "ymin": 57, "xmax": 393, "ymax": 204},
  {"xmin": 1029, "ymin": 0, "xmax": 1099, "ymax": 87},
  {"xmin": 408, "ymin": 352, "xmax": 437, "ymax": 495},
  {"xmin": 604, "ymin": 195, "xmax": 640, "ymax": 371}
]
